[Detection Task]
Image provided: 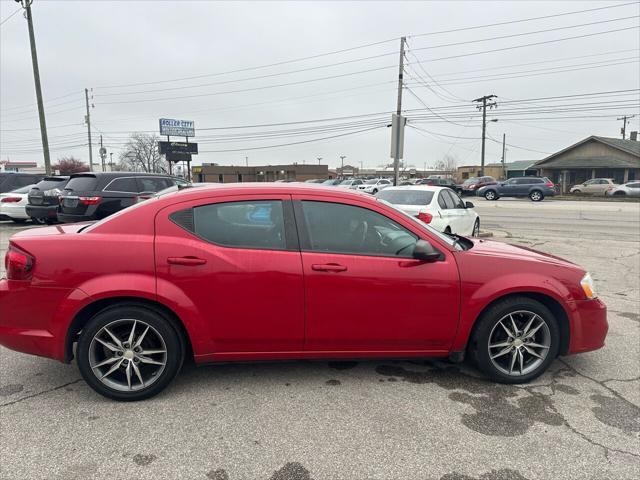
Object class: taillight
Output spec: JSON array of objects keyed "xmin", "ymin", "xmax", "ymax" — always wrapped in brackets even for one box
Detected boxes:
[
  {"xmin": 5, "ymin": 245, "xmax": 34, "ymax": 281},
  {"xmin": 544, "ymin": 182, "xmax": 554, "ymax": 187},
  {"xmin": 1, "ymin": 197, "xmax": 21, "ymax": 203},
  {"xmin": 416, "ymin": 212, "xmax": 433, "ymax": 223},
  {"xmin": 78, "ymin": 196, "xmax": 102, "ymax": 205}
]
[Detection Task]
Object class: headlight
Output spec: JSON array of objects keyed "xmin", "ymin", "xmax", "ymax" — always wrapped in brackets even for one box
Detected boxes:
[{"xmin": 580, "ymin": 272, "xmax": 597, "ymax": 299}]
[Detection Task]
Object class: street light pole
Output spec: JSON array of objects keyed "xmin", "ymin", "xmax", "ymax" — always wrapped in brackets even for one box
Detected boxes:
[
  {"xmin": 17, "ymin": 0, "xmax": 51, "ymax": 174},
  {"xmin": 340, "ymin": 155, "xmax": 346, "ymax": 177}
]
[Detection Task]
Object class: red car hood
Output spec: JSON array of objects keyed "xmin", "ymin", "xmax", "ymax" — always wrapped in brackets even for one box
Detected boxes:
[{"xmin": 466, "ymin": 239, "xmax": 579, "ymax": 269}]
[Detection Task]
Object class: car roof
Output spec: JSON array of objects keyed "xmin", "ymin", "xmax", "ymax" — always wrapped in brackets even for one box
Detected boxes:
[{"xmin": 68, "ymin": 171, "xmax": 175, "ymax": 178}]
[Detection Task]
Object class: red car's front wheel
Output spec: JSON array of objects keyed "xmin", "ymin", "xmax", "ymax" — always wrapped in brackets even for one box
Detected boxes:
[{"xmin": 470, "ymin": 296, "xmax": 560, "ymax": 383}]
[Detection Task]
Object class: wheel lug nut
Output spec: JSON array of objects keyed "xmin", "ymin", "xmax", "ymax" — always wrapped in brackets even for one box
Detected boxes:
[
  {"xmin": 123, "ymin": 343, "xmax": 129, "ymax": 349},
  {"xmin": 117, "ymin": 351, "xmax": 123, "ymax": 356},
  {"xmin": 133, "ymin": 358, "xmax": 139, "ymax": 363}
]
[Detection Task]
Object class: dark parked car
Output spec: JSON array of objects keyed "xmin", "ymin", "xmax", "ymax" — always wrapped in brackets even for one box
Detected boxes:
[
  {"xmin": 416, "ymin": 177, "xmax": 462, "ymax": 194},
  {"xmin": 57, "ymin": 172, "xmax": 185, "ymax": 223},
  {"xmin": 0, "ymin": 172, "xmax": 45, "ymax": 194},
  {"xmin": 460, "ymin": 176, "xmax": 496, "ymax": 195},
  {"xmin": 25, "ymin": 176, "xmax": 70, "ymax": 224},
  {"xmin": 477, "ymin": 176, "xmax": 556, "ymax": 202}
]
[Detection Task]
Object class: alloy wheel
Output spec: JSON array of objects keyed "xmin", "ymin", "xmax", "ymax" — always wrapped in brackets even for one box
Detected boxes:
[
  {"xmin": 487, "ymin": 310, "xmax": 551, "ymax": 377},
  {"xmin": 530, "ymin": 191, "xmax": 542, "ymax": 201},
  {"xmin": 485, "ymin": 190, "xmax": 495, "ymax": 200},
  {"xmin": 88, "ymin": 319, "xmax": 167, "ymax": 392}
]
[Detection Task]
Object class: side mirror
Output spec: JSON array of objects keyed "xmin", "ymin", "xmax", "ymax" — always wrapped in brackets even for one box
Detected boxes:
[
  {"xmin": 465, "ymin": 201, "xmax": 474, "ymax": 208},
  {"xmin": 412, "ymin": 239, "xmax": 442, "ymax": 262}
]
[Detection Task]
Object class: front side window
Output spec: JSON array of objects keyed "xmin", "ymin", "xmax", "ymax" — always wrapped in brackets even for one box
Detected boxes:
[
  {"xmin": 104, "ymin": 177, "xmax": 139, "ymax": 193},
  {"xmin": 300, "ymin": 201, "xmax": 418, "ymax": 258},
  {"xmin": 446, "ymin": 190, "xmax": 465, "ymax": 208},
  {"xmin": 191, "ymin": 200, "xmax": 286, "ymax": 250}
]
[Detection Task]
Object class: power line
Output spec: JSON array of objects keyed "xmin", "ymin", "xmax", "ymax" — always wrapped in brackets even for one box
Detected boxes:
[
  {"xmin": 410, "ymin": 15, "xmax": 639, "ymax": 53},
  {"xmin": 409, "ymin": 1, "xmax": 639, "ymax": 38},
  {"xmin": 0, "ymin": 6, "xmax": 21, "ymax": 26}
]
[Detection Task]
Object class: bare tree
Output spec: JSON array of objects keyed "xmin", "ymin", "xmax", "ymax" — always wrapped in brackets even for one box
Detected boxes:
[
  {"xmin": 52, "ymin": 156, "xmax": 87, "ymax": 174},
  {"xmin": 117, "ymin": 133, "xmax": 167, "ymax": 173},
  {"xmin": 434, "ymin": 154, "xmax": 458, "ymax": 173}
]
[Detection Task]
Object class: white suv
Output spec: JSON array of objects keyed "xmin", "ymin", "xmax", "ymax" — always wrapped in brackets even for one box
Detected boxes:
[{"xmin": 356, "ymin": 178, "xmax": 391, "ymax": 194}]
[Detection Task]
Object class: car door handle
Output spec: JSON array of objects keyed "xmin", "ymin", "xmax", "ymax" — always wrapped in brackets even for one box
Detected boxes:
[
  {"xmin": 311, "ymin": 263, "xmax": 347, "ymax": 272},
  {"xmin": 167, "ymin": 256, "xmax": 207, "ymax": 266}
]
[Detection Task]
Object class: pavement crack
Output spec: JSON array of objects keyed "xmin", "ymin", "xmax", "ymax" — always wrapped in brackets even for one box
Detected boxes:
[{"xmin": 0, "ymin": 379, "xmax": 83, "ymax": 408}]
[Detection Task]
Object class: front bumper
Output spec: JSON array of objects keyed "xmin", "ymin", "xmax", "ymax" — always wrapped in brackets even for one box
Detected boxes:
[
  {"xmin": 568, "ymin": 298, "xmax": 608, "ymax": 354},
  {"xmin": 25, "ymin": 204, "xmax": 58, "ymax": 220}
]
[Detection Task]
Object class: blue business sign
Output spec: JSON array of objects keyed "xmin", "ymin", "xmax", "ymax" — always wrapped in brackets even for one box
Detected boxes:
[{"xmin": 159, "ymin": 118, "xmax": 195, "ymax": 137}]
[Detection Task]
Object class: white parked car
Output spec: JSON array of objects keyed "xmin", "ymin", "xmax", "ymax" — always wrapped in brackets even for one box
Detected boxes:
[
  {"xmin": 605, "ymin": 181, "xmax": 640, "ymax": 197},
  {"xmin": 338, "ymin": 179, "xmax": 364, "ymax": 189},
  {"xmin": 376, "ymin": 186, "xmax": 480, "ymax": 236},
  {"xmin": 357, "ymin": 178, "xmax": 392, "ymax": 194},
  {"xmin": 0, "ymin": 185, "xmax": 36, "ymax": 224}
]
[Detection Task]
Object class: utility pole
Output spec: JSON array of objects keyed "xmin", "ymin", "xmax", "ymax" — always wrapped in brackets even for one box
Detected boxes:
[
  {"xmin": 18, "ymin": 0, "xmax": 51, "ymax": 174},
  {"xmin": 340, "ymin": 155, "xmax": 346, "ymax": 177},
  {"xmin": 317, "ymin": 156, "xmax": 322, "ymax": 165},
  {"xmin": 245, "ymin": 156, "xmax": 248, "ymax": 167},
  {"xmin": 501, "ymin": 133, "xmax": 507, "ymax": 179},
  {"xmin": 99, "ymin": 135, "xmax": 106, "ymax": 172},
  {"xmin": 84, "ymin": 88, "xmax": 94, "ymax": 172},
  {"xmin": 472, "ymin": 94, "xmax": 497, "ymax": 176},
  {"xmin": 392, "ymin": 37, "xmax": 406, "ymax": 186},
  {"xmin": 617, "ymin": 115, "xmax": 635, "ymax": 139}
]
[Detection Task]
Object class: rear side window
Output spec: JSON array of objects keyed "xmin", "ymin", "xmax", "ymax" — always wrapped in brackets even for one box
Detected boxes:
[
  {"xmin": 628, "ymin": 183, "xmax": 640, "ymax": 189},
  {"xmin": 104, "ymin": 177, "xmax": 139, "ymax": 193},
  {"xmin": 65, "ymin": 176, "xmax": 98, "ymax": 192},
  {"xmin": 190, "ymin": 200, "xmax": 286, "ymax": 250},
  {"xmin": 138, "ymin": 177, "xmax": 171, "ymax": 193}
]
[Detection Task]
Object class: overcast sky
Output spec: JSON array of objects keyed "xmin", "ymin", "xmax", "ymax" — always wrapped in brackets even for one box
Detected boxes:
[{"xmin": 1, "ymin": 0, "xmax": 639, "ymax": 170}]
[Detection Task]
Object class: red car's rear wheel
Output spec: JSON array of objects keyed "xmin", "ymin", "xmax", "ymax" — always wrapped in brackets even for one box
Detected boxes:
[{"xmin": 77, "ymin": 305, "xmax": 184, "ymax": 401}]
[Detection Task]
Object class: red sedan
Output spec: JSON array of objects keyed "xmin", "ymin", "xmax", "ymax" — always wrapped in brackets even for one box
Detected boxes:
[{"xmin": 0, "ymin": 184, "xmax": 607, "ymax": 400}]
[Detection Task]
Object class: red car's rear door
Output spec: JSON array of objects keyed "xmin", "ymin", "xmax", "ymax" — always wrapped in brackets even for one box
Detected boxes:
[
  {"xmin": 155, "ymin": 194, "xmax": 304, "ymax": 357},
  {"xmin": 292, "ymin": 193, "xmax": 460, "ymax": 355}
]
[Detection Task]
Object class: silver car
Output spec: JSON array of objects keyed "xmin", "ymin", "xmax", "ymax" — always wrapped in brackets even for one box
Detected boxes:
[
  {"xmin": 605, "ymin": 181, "xmax": 640, "ymax": 197},
  {"xmin": 570, "ymin": 178, "xmax": 616, "ymax": 195}
]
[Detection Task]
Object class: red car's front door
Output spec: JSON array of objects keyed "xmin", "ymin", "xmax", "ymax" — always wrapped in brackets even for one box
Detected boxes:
[
  {"xmin": 155, "ymin": 194, "xmax": 304, "ymax": 358},
  {"xmin": 292, "ymin": 195, "xmax": 460, "ymax": 355}
]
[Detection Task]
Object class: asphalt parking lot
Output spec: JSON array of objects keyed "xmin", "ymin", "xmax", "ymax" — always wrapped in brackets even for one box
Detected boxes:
[{"xmin": 0, "ymin": 199, "xmax": 638, "ymax": 480}]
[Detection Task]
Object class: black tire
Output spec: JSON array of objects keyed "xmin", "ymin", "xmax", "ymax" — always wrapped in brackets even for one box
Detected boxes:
[
  {"xmin": 529, "ymin": 190, "xmax": 544, "ymax": 202},
  {"xmin": 472, "ymin": 219, "xmax": 480, "ymax": 237},
  {"xmin": 484, "ymin": 189, "xmax": 498, "ymax": 201},
  {"xmin": 470, "ymin": 296, "xmax": 560, "ymax": 384},
  {"xmin": 11, "ymin": 218, "xmax": 27, "ymax": 224},
  {"xmin": 76, "ymin": 304, "xmax": 185, "ymax": 401},
  {"xmin": 372, "ymin": 189, "xmax": 378, "ymax": 195},
  {"xmin": 44, "ymin": 218, "xmax": 57, "ymax": 225},
  {"xmin": 31, "ymin": 217, "xmax": 46, "ymax": 225},
  {"xmin": 572, "ymin": 189, "xmax": 581, "ymax": 194},
  {"xmin": 613, "ymin": 191, "xmax": 626, "ymax": 196}
]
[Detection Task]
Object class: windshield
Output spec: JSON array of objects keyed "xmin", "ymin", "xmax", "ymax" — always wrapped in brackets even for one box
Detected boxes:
[
  {"xmin": 376, "ymin": 198, "xmax": 459, "ymax": 248},
  {"xmin": 463, "ymin": 178, "xmax": 479, "ymax": 185},
  {"xmin": 364, "ymin": 179, "xmax": 378, "ymax": 185},
  {"xmin": 33, "ymin": 179, "xmax": 68, "ymax": 191},
  {"xmin": 340, "ymin": 180, "xmax": 353, "ymax": 186},
  {"xmin": 321, "ymin": 179, "xmax": 336, "ymax": 185},
  {"xmin": 377, "ymin": 189, "xmax": 434, "ymax": 206}
]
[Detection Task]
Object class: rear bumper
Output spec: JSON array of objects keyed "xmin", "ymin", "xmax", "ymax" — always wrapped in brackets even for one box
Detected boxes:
[
  {"xmin": 568, "ymin": 298, "xmax": 608, "ymax": 354},
  {"xmin": 0, "ymin": 205, "xmax": 28, "ymax": 220},
  {"xmin": 0, "ymin": 279, "xmax": 90, "ymax": 362},
  {"xmin": 25, "ymin": 204, "xmax": 58, "ymax": 220}
]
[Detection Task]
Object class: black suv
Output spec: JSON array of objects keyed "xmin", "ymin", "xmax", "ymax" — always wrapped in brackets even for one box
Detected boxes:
[
  {"xmin": 477, "ymin": 176, "xmax": 557, "ymax": 202},
  {"xmin": 57, "ymin": 172, "xmax": 185, "ymax": 223},
  {"xmin": 416, "ymin": 177, "xmax": 462, "ymax": 194},
  {"xmin": 25, "ymin": 176, "xmax": 70, "ymax": 224},
  {"xmin": 0, "ymin": 172, "xmax": 45, "ymax": 193}
]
